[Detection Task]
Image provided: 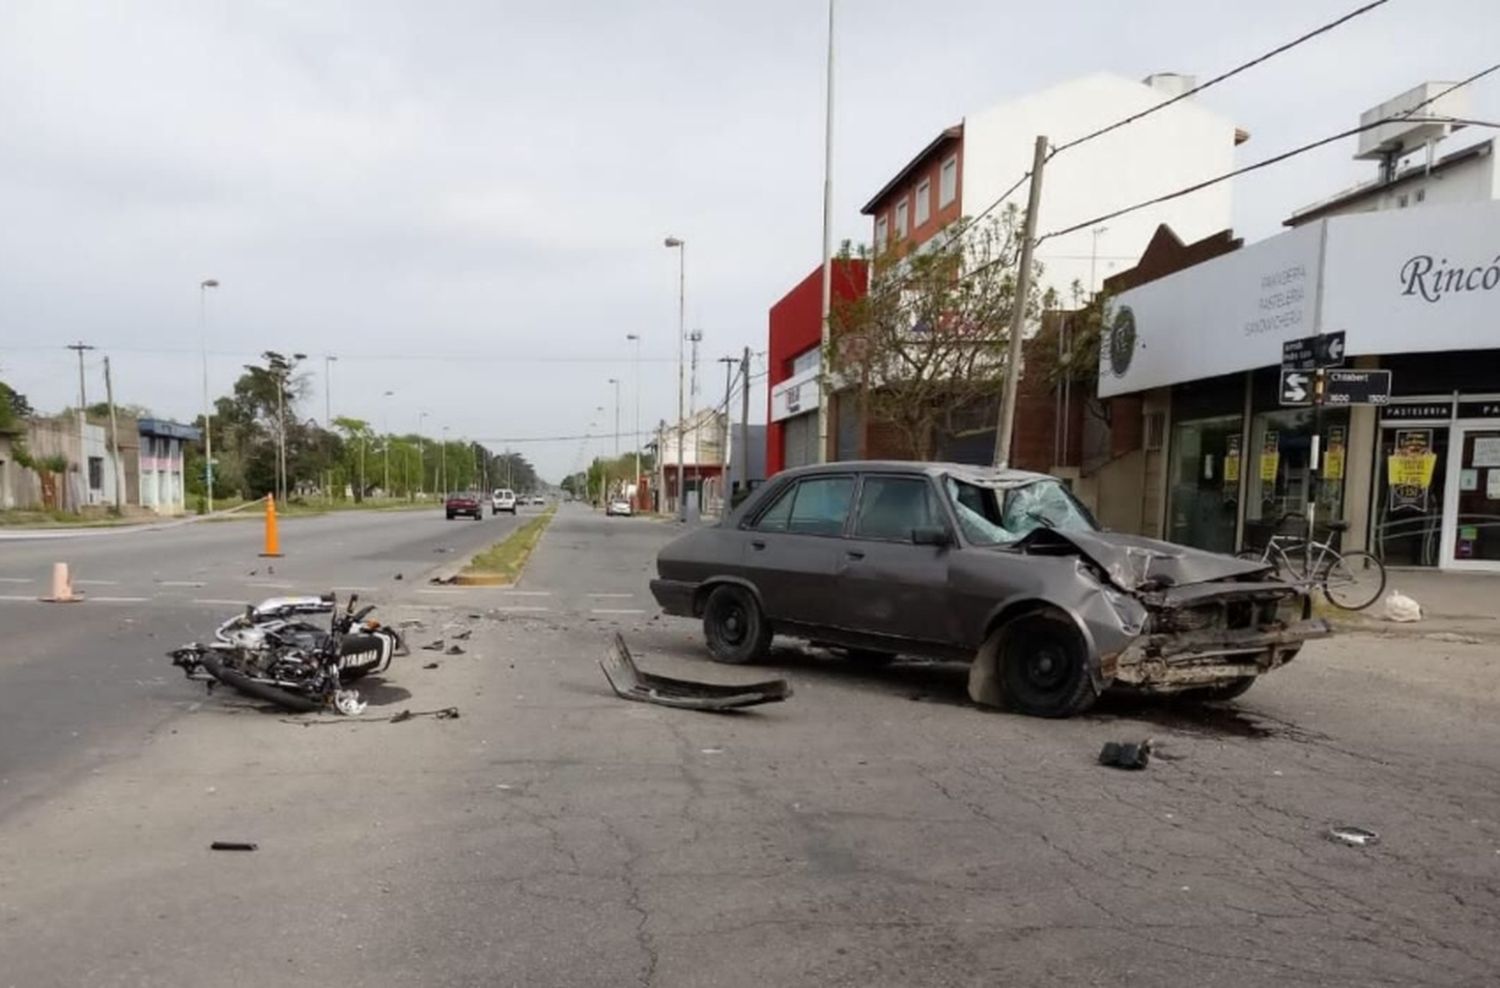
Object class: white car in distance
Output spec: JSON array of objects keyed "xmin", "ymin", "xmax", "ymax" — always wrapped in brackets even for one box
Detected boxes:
[{"xmin": 492, "ymin": 489, "xmax": 517, "ymax": 515}]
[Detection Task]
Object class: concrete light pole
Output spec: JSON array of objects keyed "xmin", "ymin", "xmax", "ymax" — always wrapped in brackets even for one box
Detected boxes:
[
  {"xmin": 664, "ymin": 237, "xmax": 686, "ymax": 518},
  {"xmin": 417, "ymin": 410, "xmax": 429, "ymax": 495},
  {"xmin": 199, "ymin": 279, "xmax": 219, "ymax": 511},
  {"xmin": 815, "ymin": 0, "xmax": 836, "ymax": 463},
  {"xmin": 440, "ymin": 425, "xmax": 449, "ymax": 494},
  {"xmin": 626, "ymin": 333, "xmax": 642, "ymax": 507},
  {"xmin": 608, "ymin": 378, "xmax": 621, "ymax": 458},
  {"xmin": 382, "ymin": 390, "xmax": 395, "ymax": 496}
]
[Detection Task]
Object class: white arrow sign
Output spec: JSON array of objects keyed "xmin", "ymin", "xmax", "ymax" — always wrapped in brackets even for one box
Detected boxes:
[
  {"xmin": 1280, "ymin": 371, "xmax": 1310, "ymax": 405},
  {"xmin": 1325, "ymin": 335, "xmax": 1344, "ymax": 363}
]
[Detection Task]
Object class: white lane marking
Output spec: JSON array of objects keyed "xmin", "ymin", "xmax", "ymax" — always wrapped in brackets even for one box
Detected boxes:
[
  {"xmin": 591, "ymin": 608, "xmax": 646, "ymax": 615},
  {"xmin": 87, "ymin": 596, "xmax": 151, "ymax": 603},
  {"xmin": 0, "ymin": 595, "xmax": 37, "ymax": 601},
  {"xmin": 73, "ymin": 580, "xmax": 120, "ymax": 586},
  {"xmin": 158, "ymin": 580, "xmax": 204, "ymax": 587},
  {"xmin": 588, "ymin": 592, "xmax": 634, "ymax": 598},
  {"xmin": 0, "ymin": 577, "xmax": 34, "ymax": 583},
  {"xmin": 495, "ymin": 606, "xmax": 550, "ymax": 613},
  {"xmin": 193, "ymin": 598, "xmax": 248, "ymax": 606},
  {"xmin": 416, "ymin": 589, "xmax": 469, "ymax": 595},
  {"xmin": 501, "ymin": 590, "xmax": 552, "ymax": 597},
  {"xmin": 246, "ymin": 581, "xmax": 294, "ymax": 589},
  {"xmin": 332, "ymin": 585, "xmax": 376, "ymax": 592}
]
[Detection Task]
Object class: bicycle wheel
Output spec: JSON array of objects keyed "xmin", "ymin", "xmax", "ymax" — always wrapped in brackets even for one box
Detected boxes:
[{"xmin": 1321, "ymin": 550, "xmax": 1386, "ymax": 611}]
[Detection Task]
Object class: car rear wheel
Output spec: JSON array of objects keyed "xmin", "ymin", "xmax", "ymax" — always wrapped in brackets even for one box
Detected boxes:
[
  {"xmin": 702, "ymin": 585, "xmax": 772, "ymax": 665},
  {"xmin": 446, "ymin": 511, "xmax": 454, "ymax": 520},
  {"xmin": 995, "ymin": 610, "xmax": 1098, "ymax": 718}
]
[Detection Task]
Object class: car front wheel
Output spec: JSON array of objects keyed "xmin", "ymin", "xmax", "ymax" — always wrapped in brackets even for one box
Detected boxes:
[
  {"xmin": 702, "ymin": 585, "xmax": 772, "ymax": 665},
  {"xmin": 995, "ymin": 610, "xmax": 1098, "ymax": 718}
]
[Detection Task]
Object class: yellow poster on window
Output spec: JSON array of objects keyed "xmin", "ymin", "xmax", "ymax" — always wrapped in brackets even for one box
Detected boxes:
[
  {"xmin": 1388, "ymin": 429, "xmax": 1437, "ymax": 513},
  {"xmin": 1224, "ymin": 435, "xmax": 1241, "ymax": 484},
  {"xmin": 1324, "ymin": 425, "xmax": 1346, "ymax": 482},
  {"xmin": 1259, "ymin": 430, "xmax": 1280, "ymax": 483}
]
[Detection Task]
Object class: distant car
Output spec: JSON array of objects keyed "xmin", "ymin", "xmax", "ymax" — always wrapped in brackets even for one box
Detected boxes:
[
  {"xmin": 649, "ymin": 461, "xmax": 1330, "ymax": 718},
  {"xmin": 445, "ymin": 491, "xmax": 482, "ymax": 521},
  {"xmin": 491, "ymin": 489, "xmax": 517, "ymax": 515},
  {"xmin": 606, "ymin": 497, "xmax": 632, "ymax": 517},
  {"xmin": 531, "ymin": 494, "xmax": 546, "ymax": 506}
]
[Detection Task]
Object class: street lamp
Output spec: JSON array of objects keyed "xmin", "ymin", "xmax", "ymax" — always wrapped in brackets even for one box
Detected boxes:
[
  {"xmin": 199, "ymin": 279, "xmax": 219, "ymax": 512},
  {"xmin": 382, "ymin": 390, "xmax": 395, "ymax": 497},
  {"xmin": 417, "ymin": 410, "xmax": 429, "ymax": 496},
  {"xmin": 440, "ymin": 425, "xmax": 450, "ymax": 494},
  {"xmin": 664, "ymin": 237, "xmax": 686, "ymax": 519},
  {"xmin": 626, "ymin": 333, "xmax": 642, "ymax": 508}
]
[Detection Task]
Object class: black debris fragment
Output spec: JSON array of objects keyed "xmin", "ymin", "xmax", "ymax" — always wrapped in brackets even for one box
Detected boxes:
[
  {"xmin": 452, "ymin": 630, "xmax": 472, "ymax": 640},
  {"xmin": 421, "ymin": 640, "xmax": 445, "ymax": 651},
  {"xmin": 601, "ymin": 634, "xmax": 791, "ymax": 711},
  {"xmin": 398, "ymin": 619, "xmax": 425, "ymax": 629},
  {"xmin": 210, "ymin": 841, "xmax": 258, "ymax": 852},
  {"xmin": 445, "ymin": 645, "xmax": 465, "ymax": 655},
  {"xmin": 1098, "ymin": 740, "xmax": 1153, "ymax": 770},
  {"xmin": 423, "ymin": 662, "xmax": 440, "ymax": 670},
  {"xmin": 390, "ymin": 707, "xmax": 460, "ymax": 724},
  {"xmin": 391, "ymin": 710, "xmax": 413, "ymax": 723},
  {"xmin": 394, "ymin": 573, "xmax": 403, "ymax": 581}
]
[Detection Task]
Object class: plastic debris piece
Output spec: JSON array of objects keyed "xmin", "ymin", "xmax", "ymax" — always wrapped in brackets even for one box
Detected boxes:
[
  {"xmin": 1382, "ymin": 591, "xmax": 1422, "ymax": 623},
  {"xmin": 333, "ymin": 690, "xmax": 367, "ymax": 716},
  {"xmin": 600, "ymin": 634, "xmax": 791, "ymax": 711},
  {"xmin": 1098, "ymin": 740, "xmax": 1153, "ymax": 770},
  {"xmin": 210, "ymin": 841, "xmax": 258, "ymax": 851},
  {"xmin": 1328, "ymin": 825, "xmax": 1380, "ymax": 847}
]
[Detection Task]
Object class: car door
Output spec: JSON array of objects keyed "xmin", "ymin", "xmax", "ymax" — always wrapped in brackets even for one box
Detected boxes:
[
  {"xmin": 834, "ymin": 474, "xmax": 958, "ymax": 645},
  {"xmin": 741, "ymin": 474, "xmax": 856, "ymax": 627}
]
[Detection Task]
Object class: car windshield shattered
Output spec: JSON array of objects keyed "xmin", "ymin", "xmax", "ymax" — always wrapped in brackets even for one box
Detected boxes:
[{"xmin": 945, "ymin": 476, "xmax": 1097, "ymax": 545}]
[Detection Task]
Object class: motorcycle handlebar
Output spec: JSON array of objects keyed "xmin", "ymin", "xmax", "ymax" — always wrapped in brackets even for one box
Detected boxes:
[{"xmin": 352, "ymin": 604, "xmax": 376, "ymax": 623}]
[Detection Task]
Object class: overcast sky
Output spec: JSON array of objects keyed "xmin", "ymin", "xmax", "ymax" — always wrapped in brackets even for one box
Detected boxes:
[{"xmin": 1, "ymin": 0, "xmax": 1494, "ymax": 480}]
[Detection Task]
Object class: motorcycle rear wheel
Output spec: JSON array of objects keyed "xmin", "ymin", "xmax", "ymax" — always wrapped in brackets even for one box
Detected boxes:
[{"xmin": 200, "ymin": 655, "xmax": 324, "ymax": 713}]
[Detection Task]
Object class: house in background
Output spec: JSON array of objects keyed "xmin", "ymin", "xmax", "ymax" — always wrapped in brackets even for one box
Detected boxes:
[{"xmin": 137, "ymin": 418, "xmax": 199, "ymax": 515}]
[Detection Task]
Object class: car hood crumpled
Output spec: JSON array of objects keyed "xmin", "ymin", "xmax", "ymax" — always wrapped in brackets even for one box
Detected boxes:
[{"xmin": 1017, "ymin": 528, "xmax": 1272, "ymax": 592}]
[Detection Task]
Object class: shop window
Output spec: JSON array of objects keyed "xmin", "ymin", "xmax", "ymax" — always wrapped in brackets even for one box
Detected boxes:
[
  {"xmin": 1242, "ymin": 406, "xmax": 1350, "ymax": 550},
  {"xmin": 1374, "ymin": 426, "xmax": 1448, "ymax": 566},
  {"xmin": 1166, "ymin": 413, "xmax": 1242, "ymax": 555}
]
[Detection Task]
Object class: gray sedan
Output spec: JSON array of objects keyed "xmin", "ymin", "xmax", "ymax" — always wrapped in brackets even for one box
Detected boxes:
[{"xmin": 650, "ymin": 461, "xmax": 1329, "ymax": 717}]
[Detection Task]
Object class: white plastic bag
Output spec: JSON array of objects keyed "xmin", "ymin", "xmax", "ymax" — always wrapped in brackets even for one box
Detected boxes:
[{"xmin": 1381, "ymin": 590, "xmax": 1422, "ymax": 623}]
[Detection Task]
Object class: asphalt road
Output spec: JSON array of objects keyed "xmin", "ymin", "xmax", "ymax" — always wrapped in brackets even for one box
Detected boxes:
[
  {"xmin": 0, "ymin": 503, "xmax": 532, "ymax": 821},
  {"xmin": 3, "ymin": 504, "xmax": 1498, "ymax": 986}
]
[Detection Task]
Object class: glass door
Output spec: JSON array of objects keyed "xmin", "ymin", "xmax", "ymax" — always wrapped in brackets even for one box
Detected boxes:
[
  {"xmin": 1166, "ymin": 413, "xmax": 1242, "ymax": 555},
  {"xmin": 1374, "ymin": 426, "xmax": 1447, "ymax": 567},
  {"xmin": 1444, "ymin": 426, "xmax": 1500, "ymax": 568}
]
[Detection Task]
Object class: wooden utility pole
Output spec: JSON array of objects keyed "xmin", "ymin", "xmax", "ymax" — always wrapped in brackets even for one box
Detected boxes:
[
  {"xmin": 993, "ymin": 135, "xmax": 1049, "ymax": 468},
  {"xmin": 103, "ymin": 357, "xmax": 123, "ymax": 510},
  {"xmin": 66, "ymin": 342, "xmax": 95, "ymax": 510},
  {"xmin": 739, "ymin": 347, "xmax": 751, "ymax": 495}
]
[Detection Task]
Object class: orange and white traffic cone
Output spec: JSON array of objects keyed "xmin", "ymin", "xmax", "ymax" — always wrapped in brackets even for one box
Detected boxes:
[
  {"xmin": 260, "ymin": 495, "xmax": 283, "ymax": 558},
  {"xmin": 40, "ymin": 562, "xmax": 84, "ymax": 603}
]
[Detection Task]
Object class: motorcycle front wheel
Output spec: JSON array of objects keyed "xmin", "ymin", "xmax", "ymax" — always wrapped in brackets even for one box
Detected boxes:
[{"xmin": 199, "ymin": 654, "xmax": 324, "ymax": 713}]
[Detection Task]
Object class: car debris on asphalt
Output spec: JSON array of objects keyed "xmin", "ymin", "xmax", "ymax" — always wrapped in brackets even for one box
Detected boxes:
[
  {"xmin": 445, "ymin": 645, "xmax": 465, "ymax": 655},
  {"xmin": 1328, "ymin": 825, "xmax": 1380, "ymax": 847},
  {"xmin": 600, "ymin": 634, "xmax": 791, "ymax": 711},
  {"xmin": 210, "ymin": 841, "xmax": 258, "ymax": 852},
  {"xmin": 423, "ymin": 662, "xmax": 440, "ymax": 669},
  {"xmin": 421, "ymin": 640, "xmax": 445, "ymax": 651},
  {"xmin": 1098, "ymin": 739, "xmax": 1153, "ymax": 770}
]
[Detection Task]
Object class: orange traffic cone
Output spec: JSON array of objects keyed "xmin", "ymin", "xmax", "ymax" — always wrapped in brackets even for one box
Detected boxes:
[
  {"xmin": 260, "ymin": 494, "xmax": 283, "ymax": 557},
  {"xmin": 40, "ymin": 562, "xmax": 84, "ymax": 603}
]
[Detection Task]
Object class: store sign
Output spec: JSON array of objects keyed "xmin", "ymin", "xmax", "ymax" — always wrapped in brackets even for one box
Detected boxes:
[
  {"xmin": 1382, "ymin": 402, "xmax": 1452, "ymax": 421},
  {"xmin": 1388, "ymin": 429, "xmax": 1437, "ymax": 513},
  {"xmin": 1322, "ymin": 200, "xmax": 1500, "ymax": 359},
  {"xmin": 1457, "ymin": 401, "xmax": 1500, "ymax": 419},
  {"xmin": 770, "ymin": 367, "xmax": 820, "ymax": 423},
  {"xmin": 1100, "ymin": 223, "xmax": 1323, "ymax": 397}
]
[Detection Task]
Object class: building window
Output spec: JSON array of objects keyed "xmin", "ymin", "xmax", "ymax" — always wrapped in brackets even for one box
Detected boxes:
[
  {"xmin": 875, "ymin": 215, "xmax": 888, "ymax": 252},
  {"xmin": 1415, "ymin": 188, "xmax": 1426, "ymax": 203},
  {"xmin": 915, "ymin": 179, "xmax": 931, "ymax": 226},
  {"xmin": 88, "ymin": 456, "xmax": 104, "ymax": 491},
  {"xmin": 939, "ymin": 155, "xmax": 957, "ymax": 206},
  {"xmin": 1397, "ymin": 193, "xmax": 1409, "ymax": 208},
  {"xmin": 791, "ymin": 348, "xmax": 820, "ymax": 376},
  {"xmin": 895, "ymin": 197, "xmax": 909, "ymax": 237}
]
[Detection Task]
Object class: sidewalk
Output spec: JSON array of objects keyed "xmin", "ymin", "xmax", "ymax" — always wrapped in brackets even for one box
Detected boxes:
[{"xmin": 1332, "ymin": 568, "xmax": 1500, "ymax": 641}]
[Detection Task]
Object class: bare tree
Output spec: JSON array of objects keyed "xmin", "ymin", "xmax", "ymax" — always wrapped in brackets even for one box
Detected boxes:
[{"xmin": 824, "ymin": 207, "xmax": 1048, "ymax": 461}]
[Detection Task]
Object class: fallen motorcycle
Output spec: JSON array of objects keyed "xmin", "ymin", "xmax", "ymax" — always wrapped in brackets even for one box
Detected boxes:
[{"xmin": 170, "ymin": 593, "xmax": 405, "ymax": 714}]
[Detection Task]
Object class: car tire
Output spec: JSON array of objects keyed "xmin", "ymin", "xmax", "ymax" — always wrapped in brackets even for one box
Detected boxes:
[
  {"xmin": 702, "ymin": 585, "xmax": 772, "ymax": 665},
  {"xmin": 1181, "ymin": 677, "xmax": 1256, "ymax": 703},
  {"xmin": 995, "ymin": 610, "xmax": 1098, "ymax": 718},
  {"xmin": 446, "ymin": 512, "xmax": 454, "ymax": 520}
]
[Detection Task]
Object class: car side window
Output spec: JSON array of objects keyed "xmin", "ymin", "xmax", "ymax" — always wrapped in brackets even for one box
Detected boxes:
[
  {"xmin": 751, "ymin": 483, "xmax": 798, "ymax": 532},
  {"xmin": 786, "ymin": 476, "xmax": 855, "ymax": 536},
  {"xmin": 852, "ymin": 476, "xmax": 939, "ymax": 541}
]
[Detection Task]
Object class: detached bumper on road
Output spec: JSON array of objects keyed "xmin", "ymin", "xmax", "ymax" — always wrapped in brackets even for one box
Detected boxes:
[
  {"xmin": 1108, "ymin": 617, "xmax": 1332, "ymax": 690},
  {"xmin": 649, "ymin": 579, "xmax": 696, "ymax": 618}
]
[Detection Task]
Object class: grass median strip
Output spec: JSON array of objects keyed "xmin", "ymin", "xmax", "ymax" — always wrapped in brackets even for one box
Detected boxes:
[{"xmin": 456, "ymin": 509, "xmax": 555, "ymax": 587}]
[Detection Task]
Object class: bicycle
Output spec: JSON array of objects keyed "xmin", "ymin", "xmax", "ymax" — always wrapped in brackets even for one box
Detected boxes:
[{"xmin": 1237, "ymin": 515, "xmax": 1387, "ymax": 611}]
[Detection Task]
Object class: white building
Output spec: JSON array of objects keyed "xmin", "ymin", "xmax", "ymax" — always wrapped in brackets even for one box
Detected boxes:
[{"xmin": 862, "ymin": 71, "xmax": 1244, "ymax": 301}]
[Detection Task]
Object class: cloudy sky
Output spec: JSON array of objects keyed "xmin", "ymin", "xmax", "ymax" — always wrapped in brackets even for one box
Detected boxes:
[{"xmin": 1, "ymin": 0, "xmax": 1494, "ymax": 480}]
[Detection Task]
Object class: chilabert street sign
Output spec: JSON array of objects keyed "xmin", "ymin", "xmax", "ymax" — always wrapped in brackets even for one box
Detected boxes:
[{"xmin": 1324, "ymin": 369, "xmax": 1393, "ymax": 406}]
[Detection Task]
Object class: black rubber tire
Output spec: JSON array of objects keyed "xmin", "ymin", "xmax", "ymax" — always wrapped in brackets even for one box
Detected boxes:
[
  {"xmin": 995, "ymin": 610, "xmax": 1098, "ymax": 718},
  {"xmin": 840, "ymin": 648, "xmax": 897, "ymax": 666},
  {"xmin": 1180, "ymin": 677, "xmax": 1256, "ymax": 703},
  {"xmin": 446, "ymin": 512, "xmax": 455, "ymax": 520},
  {"xmin": 1321, "ymin": 550, "xmax": 1386, "ymax": 611},
  {"xmin": 199, "ymin": 655, "xmax": 323, "ymax": 713},
  {"xmin": 702, "ymin": 585, "xmax": 772, "ymax": 665}
]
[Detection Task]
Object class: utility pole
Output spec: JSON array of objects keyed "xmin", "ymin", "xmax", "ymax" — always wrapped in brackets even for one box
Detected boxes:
[
  {"xmin": 382, "ymin": 390, "xmax": 394, "ymax": 496},
  {"xmin": 740, "ymin": 347, "xmax": 751, "ymax": 499},
  {"xmin": 627, "ymin": 333, "xmax": 642, "ymax": 506},
  {"xmin": 718, "ymin": 356, "xmax": 737, "ymax": 510},
  {"xmin": 103, "ymin": 356, "xmax": 122, "ymax": 510},
  {"xmin": 664, "ymin": 237, "xmax": 686, "ymax": 518},
  {"xmin": 689, "ymin": 329, "xmax": 703, "ymax": 509},
  {"xmin": 993, "ymin": 135, "xmax": 1049, "ymax": 468},
  {"xmin": 608, "ymin": 378, "xmax": 621, "ymax": 458},
  {"xmin": 815, "ymin": 0, "xmax": 836, "ymax": 463},
  {"xmin": 66, "ymin": 342, "xmax": 94, "ymax": 509},
  {"xmin": 199, "ymin": 279, "xmax": 219, "ymax": 512}
]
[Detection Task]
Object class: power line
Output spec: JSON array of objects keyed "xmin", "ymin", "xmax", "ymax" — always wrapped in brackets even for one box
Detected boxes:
[
  {"xmin": 1033, "ymin": 63, "xmax": 1500, "ymax": 246},
  {"xmin": 1047, "ymin": 0, "xmax": 1393, "ymax": 160},
  {"xmin": 0, "ymin": 343, "xmax": 684, "ymax": 364}
]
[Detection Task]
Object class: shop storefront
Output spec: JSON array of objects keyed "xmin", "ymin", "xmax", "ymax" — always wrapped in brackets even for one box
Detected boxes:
[{"xmin": 1101, "ymin": 199, "xmax": 1500, "ymax": 571}]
